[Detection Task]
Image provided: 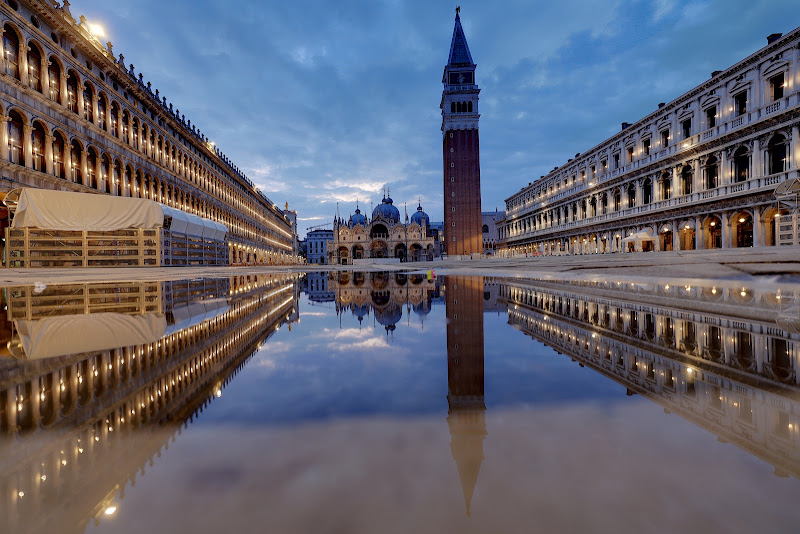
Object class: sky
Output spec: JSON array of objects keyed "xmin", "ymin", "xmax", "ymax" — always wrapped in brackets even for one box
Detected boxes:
[{"xmin": 69, "ymin": 0, "xmax": 800, "ymax": 236}]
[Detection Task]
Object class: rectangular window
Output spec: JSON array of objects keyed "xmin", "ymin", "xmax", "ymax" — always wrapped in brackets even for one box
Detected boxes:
[
  {"xmin": 601, "ymin": 160, "xmax": 607, "ymax": 172},
  {"xmin": 734, "ymin": 91, "xmax": 747, "ymax": 116},
  {"xmin": 643, "ymin": 138, "xmax": 650, "ymax": 156},
  {"xmin": 627, "ymin": 146, "xmax": 634, "ymax": 163},
  {"xmin": 681, "ymin": 118, "xmax": 691, "ymax": 139},
  {"xmin": 591, "ymin": 165, "xmax": 596, "ymax": 177},
  {"xmin": 661, "ymin": 129, "xmax": 669, "ymax": 147},
  {"xmin": 705, "ymin": 106, "xmax": 716, "ymax": 128},
  {"xmin": 770, "ymin": 73, "xmax": 784, "ymax": 101},
  {"xmin": 613, "ymin": 153, "xmax": 620, "ymax": 169}
]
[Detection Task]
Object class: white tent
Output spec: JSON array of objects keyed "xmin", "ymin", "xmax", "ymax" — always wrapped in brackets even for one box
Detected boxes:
[
  {"xmin": 621, "ymin": 230, "xmax": 656, "ymax": 251},
  {"xmin": 15, "ymin": 313, "xmax": 166, "ymax": 360},
  {"xmin": 160, "ymin": 204, "xmax": 227, "ymax": 241},
  {"xmin": 5, "ymin": 188, "xmax": 163, "ymax": 230}
]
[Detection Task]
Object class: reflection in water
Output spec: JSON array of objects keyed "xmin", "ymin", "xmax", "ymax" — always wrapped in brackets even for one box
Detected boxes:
[
  {"xmin": 325, "ymin": 271, "xmax": 440, "ymax": 335},
  {"xmin": 445, "ymin": 276, "xmax": 486, "ymax": 517},
  {"xmin": 0, "ymin": 275, "xmax": 300, "ymax": 533},
  {"xmin": 500, "ymin": 278, "xmax": 800, "ymax": 478}
]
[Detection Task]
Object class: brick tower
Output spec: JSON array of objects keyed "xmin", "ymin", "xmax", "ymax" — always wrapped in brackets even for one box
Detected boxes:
[{"xmin": 442, "ymin": 7, "xmax": 482, "ymax": 256}]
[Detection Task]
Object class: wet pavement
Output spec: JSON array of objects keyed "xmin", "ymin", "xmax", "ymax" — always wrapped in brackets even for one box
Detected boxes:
[{"xmin": 0, "ymin": 269, "xmax": 799, "ymax": 533}]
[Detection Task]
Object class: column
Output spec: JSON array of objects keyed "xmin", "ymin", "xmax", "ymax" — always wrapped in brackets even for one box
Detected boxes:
[
  {"xmin": 63, "ymin": 141, "xmax": 72, "ymax": 182},
  {"xmin": 76, "ymin": 82, "xmax": 85, "ymax": 121},
  {"xmin": 0, "ymin": 115, "xmax": 9, "ymax": 162},
  {"xmin": 19, "ymin": 44, "xmax": 29, "ymax": 88},
  {"xmin": 95, "ymin": 155, "xmax": 104, "ymax": 192},
  {"xmin": 59, "ymin": 70, "xmax": 68, "ymax": 107},
  {"xmin": 44, "ymin": 133, "xmax": 54, "ymax": 175},
  {"xmin": 692, "ymin": 159, "xmax": 701, "ymax": 195},
  {"xmin": 721, "ymin": 212, "xmax": 731, "ymax": 249},
  {"xmin": 91, "ymin": 94, "xmax": 99, "ymax": 128},
  {"xmin": 792, "ymin": 125, "xmax": 799, "ymax": 170},
  {"xmin": 694, "ymin": 217, "xmax": 702, "ymax": 250},
  {"xmin": 753, "ymin": 206, "xmax": 763, "ymax": 247},
  {"xmin": 80, "ymin": 149, "xmax": 88, "ymax": 186},
  {"xmin": 752, "ymin": 138, "xmax": 761, "ymax": 179},
  {"xmin": 720, "ymin": 149, "xmax": 729, "ymax": 186},
  {"xmin": 635, "ymin": 179, "xmax": 643, "ymax": 207},
  {"xmin": 41, "ymin": 59, "xmax": 50, "ymax": 99},
  {"xmin": 22, "ymin": 124, "xmax": 32, "ymax": 169}
]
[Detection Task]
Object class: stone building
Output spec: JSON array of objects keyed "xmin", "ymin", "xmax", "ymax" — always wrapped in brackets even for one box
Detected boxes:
[
  {"xmin": 328, "ymin": 197, "xmax": 436, "ymax": 264},
  {"xmin": 0, "ymin": 0, "xmax": 297, "ymax": 264},
  {"xmin": 481, "ymin": 210, "xmax": 504, "ymax": 254},
  {"xmin": 306, "ymin": 228, "xmax": 333, "ymax": 265},
  {"xmin": 499, "ymin": 29, "xmax": 800, "ymax": 256}
]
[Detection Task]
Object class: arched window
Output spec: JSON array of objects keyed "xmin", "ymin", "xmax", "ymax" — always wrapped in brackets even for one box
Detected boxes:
[
  {"xmin": 7, "ymin": 110, "xmax": 23, "ymax": 165},
  {"xmin": 482, "ymin": 224, "xmax": 489, "ymax": 233},
  {"xmin": 113, "ymin": 159, "xmax": 121, "ymax": 195},
  {"xmin": 704, "ymin": 156, "xmax": 718, "ymax": 189},
  {"xmin": 82, "ymin": 82, "xmax": 94, "ymax": 122},
  {"xmin": 52, "ymin": 131, "xmax": 66, "ymax": 178},
  {"xmin": 767, "ymin": 134, "xmax": 787, "ymax": 175},
  {"xmin": 101, "ymin": 154, "xmax": 111, "ymax": 188},
  {"xmin": 110, "ymin": 102, "xmax": 119, "ymax": 137},
  {"xmin": 681, "ymin": 164, "xmax": 693, "ymax": 195},
  {"xmin": 70, "ymin": 140, "xmax": 83, "ymax": 183},
  {"xmin": 642, "ymin": 178, "xmax": 652, "ymax": 204},
  {"xmin": 581, "ymin": 198, "xmax": 587, "ymax": 218},
  {"xmin": 86, "ymin": 147, "xmax": 98, "ymax": 188},
  {"xmin": 31, "ymin": 121, "xmax": 46, "ymax": 172},
  {"xmin": 2, "ymin": 25, "xmax": 20, "ymax": 79},
  {"xmin": 132, "ymin": 118, "xmax": 139, "ymax": 150},
  {"xmin": 734, "ymin": 147, "xmax": 749, "ymax": 183},
  {"xmin": 468, "ymin": 101, "xmax": 473, "ymax": 112},
  {"xmin": 600, "ymin": 192, "xmax": 608, "ymax": 214},
  {"xmin": 613, "ymin": 188, "xmax": 621, "ymax": 211},
  {"xmin": 97, "ymin": 94, "xmax": 107, "ymax": 130},
  {"xmin": 27, "ymin": 42, "xmax": 42, "ymax": 92},
  {"xmin": 122, "ymin": 111, "xmax": 130, "ymax": 143},
  {"xmin": 450, "ymin": 102, "xmax": 455, "ymax": 113},
  {"xmin": 626, "ymin": 183, "xmax": 636, "ymax": 208},
  {"xmin": 66, "ymin": 71, "xmax": 78, "ymax": 113},
  {"xmin": 661, "ymin": 171, "xmax": 671, "ymax": 199},
  {"xmin": 47, "ymin": 58, "xmax": 61, "ymax": 102}
]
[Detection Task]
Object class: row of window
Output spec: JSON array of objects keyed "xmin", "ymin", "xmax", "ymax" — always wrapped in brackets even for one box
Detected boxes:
[{"xmin": 0, "ymin": 19, "xmax": 289, "ymax": 240}]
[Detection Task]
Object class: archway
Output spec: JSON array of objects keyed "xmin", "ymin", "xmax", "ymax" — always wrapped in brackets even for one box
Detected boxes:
[
  {"xmin": 732, "ymin": 212, "xmax": 753, "ymax": 248},
  {"xmin": 370, "ymin": 240, "xmax": 388, "ymax": 258},
  {"xmin": 703, "ymin": 216, "xmax": 722, "ymax": 249},
  {"xmin": 659, "ymin": 225, "xmax": 673, "ymax": 251},
  {"xmin": 352, "ymin": 244, "xmax": 364, "ymax": 260},
  {"xmin": 394, "ymin": 243, "xmax": 407, "ymax": 262}
]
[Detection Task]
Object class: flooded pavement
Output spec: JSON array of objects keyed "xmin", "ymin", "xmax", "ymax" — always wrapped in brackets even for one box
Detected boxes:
[{"xmin": 0, "ymin": 271, "xmax": 799, "ymax": 533}]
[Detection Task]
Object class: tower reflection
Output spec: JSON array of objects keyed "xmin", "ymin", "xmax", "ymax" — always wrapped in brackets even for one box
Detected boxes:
[{"xmin": 444, "ymin": 275, "xmax": 486, "ymax": 517}]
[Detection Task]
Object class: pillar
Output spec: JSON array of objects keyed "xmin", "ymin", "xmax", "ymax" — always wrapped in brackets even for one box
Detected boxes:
[
  {"xmin": 719, "ymin": 149, "xmax": 728, "ymax": 186},
  {"xmin": 721, "ymin": 212, "xmax": 731, "ymax": 249},
  {"xmin": 22, "ymin": 124, "xmax": 32, "ymax": 169},
  {"xmin": 44, "ymin": 133, "xmax": 53, "ymax": 175},
  {"xmin": 91, "ymin": 93, "xmax": 99, "ymax": 128},
  {"xmin": 59, "ymin": 70, "xmax": 68, "ymax": 107},
  {"xmin": 752, "ymin": 138, "xmax": 761, "ymax": 179},
  {"xmin": 695, "ymin": 217, "xmax": 702, "ymax": 250},
  {"xmin": 0, "ymin": 115, "xmax": 8, "ymax": 162},
  {"xmin": 753, "ymin": 206, "xmax": 763, "ymax": 247},
  {"xmin": 792, "ymin": 126, "xmax": 799, "ymax": 170},
  {"xmin": 76, "ymin": 82, "xmax": 85, "ymax": 121}
]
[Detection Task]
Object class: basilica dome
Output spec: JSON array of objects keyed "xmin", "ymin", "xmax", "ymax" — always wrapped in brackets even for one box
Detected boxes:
[
  {"xmin": 410, "ymin": 203, "xmax": 430, "ymax": 227},
  {"xmin": 350, "ymin": 206, "xmax": 366, "ymax": 226},
  {"xmin": 372, "ymin": 196, "xmax": 400, "ymax": 223}
]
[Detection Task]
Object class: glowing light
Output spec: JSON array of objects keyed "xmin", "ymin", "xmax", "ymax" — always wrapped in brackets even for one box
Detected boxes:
[
  {"xmin": 105, "ymin": 506, "xmax": 117, "ymax": 515},
  {"xmin": 89, "ymin": 24, "xmax": 105, "ymax": 37}
]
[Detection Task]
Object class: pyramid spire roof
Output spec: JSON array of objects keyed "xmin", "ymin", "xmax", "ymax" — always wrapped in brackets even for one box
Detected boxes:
[{"xmin": 447, "ymin": 7, "xmax": 474, "ymax": 66}]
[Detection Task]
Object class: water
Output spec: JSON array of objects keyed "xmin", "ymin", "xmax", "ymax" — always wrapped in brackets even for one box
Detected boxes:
[{"xmin": 1, "ymin": 271, "xmax": 799, "ymax": 533}]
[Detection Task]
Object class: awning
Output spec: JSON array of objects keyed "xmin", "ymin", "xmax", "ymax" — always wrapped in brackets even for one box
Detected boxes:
[
  {"xmin": 164, "ymin": 298, "xmax": 230, "ymax": 336},
  {"xmin": 775, "ymin": 177, "xmax": 800, "ymax": 196},
  {"xmin": 5, "ymin": 188, "xmax": 163, "ymax": 230},
  {"xmin": 622, "ymin": 230, "xmax": 656, "ymax": 242},
  {"xmin": 15, "ymin": 313, "xmax": 167, "ymax": 360},
  {"xmin": 160, "ymin": 204, "xmax": 227, "ymax": 241}
]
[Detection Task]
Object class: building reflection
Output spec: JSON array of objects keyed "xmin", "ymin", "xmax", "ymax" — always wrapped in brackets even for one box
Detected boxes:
[
  {"xmin": 0, "ymin": 274, "xmax": 300, "ymax": 533},
  {"xmin": 444, "ymin": 275, "xmax": 486, "ymax": 517},
  {"xmin": 500, "ymin": 277, "xmax": 800, "ymax": 478},
  {"xmin": 324, "ymin": 271, "xmax": 440, "ymax": 335}
]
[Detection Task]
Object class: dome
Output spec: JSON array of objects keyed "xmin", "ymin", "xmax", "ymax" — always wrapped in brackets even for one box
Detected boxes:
[
  {"xmin": 350, "ymin": 205, "xmax": 366, "ymax": 226},
  {"xmin": 372, "ymin": 196, "xmax": 400, "ymax": 223},
  {"xmin": 375, "ymin": 302, "xmax": 402, "ymax": 327},
  {"xmin": 410, "ymin": 203, "xmax": 430, "ymax": 227}
]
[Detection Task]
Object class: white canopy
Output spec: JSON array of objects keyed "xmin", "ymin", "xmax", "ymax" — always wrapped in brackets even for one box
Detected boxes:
[
  {"xmin": 15, "ymin": 313, "xmax": 167, "ymax": 360},
  {"xmin": 160, "ymin": 204, "xmax": 227, "ymax": 241},
  {"xmin": 622, "ymin": 230, "xmax": 656, "ymax": 242},
  {"xmin": 775, "ymin": 177, "xmax": 800, "ymax": 196},
  {"xmin": 5, "ymin": 188, "xmax": 163, "ymax": 230},
  {"xmin": 164, "ymin": 298, "xmax": 230, "ymax": 336}
]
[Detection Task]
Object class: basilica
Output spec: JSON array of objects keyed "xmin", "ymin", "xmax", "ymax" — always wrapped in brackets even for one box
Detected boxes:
[{"xmin": 328, "ymin": 195, "xmax": 437, "ymax": 264}]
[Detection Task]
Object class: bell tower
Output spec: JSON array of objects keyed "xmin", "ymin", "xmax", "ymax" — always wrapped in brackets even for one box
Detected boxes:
[{"xmin": 442, "ymin": 7, "xmax": 482, "ymax": 256}]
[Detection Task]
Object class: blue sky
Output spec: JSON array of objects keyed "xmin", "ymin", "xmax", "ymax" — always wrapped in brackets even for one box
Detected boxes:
[{"xmin": 71, "ymin": 0, "xmax": 800, "ymax": 235}]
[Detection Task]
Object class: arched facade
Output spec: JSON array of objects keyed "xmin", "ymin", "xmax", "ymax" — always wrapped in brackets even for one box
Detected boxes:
[
  {"xmin": 499, "ymin": 30, "xmax": 800, "ymax": 256},
  {"xmin": 0, "ymin": 1, "xmax": 298, "ymax": 264}
]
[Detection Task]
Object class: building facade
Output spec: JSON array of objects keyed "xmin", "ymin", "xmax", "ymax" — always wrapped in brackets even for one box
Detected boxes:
[
  {"xmin": 0, "ymin": 0, "xmax": 297, "ymax": 264},
  {"xmin": 500, "ymin": 29, "xmax": 800, "ymax": 256},
  {"xmin": 481, "ymin": 210, "xmax": 504, "ymax": 254},
  {"xmin": 442, "ymin": 9, "xmax": 482, "ymax": 256},
  {"xmin": 306, "ymin": 228, "xmax": 333, "ymax": 265},
  {"xmin": 328, "ymin": 198, "xmax": 436, "ymax": 264}
]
